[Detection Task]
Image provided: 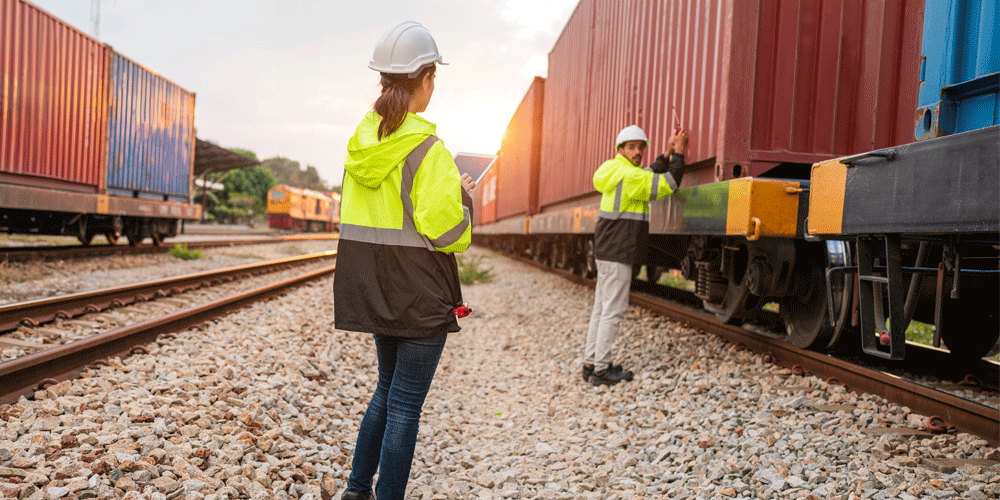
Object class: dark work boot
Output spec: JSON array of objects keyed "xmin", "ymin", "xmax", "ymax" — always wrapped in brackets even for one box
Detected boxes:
[
  {"xmin": 589, "ymin": 366, "xmax": 634, "ymax": 386},
  {"xmin": 341, "ymin": 492, "xmax": 374, "ymax": 500},
  {"xmin": 582, "ymin": 362, "xmax": 631, "ymax": 382}
]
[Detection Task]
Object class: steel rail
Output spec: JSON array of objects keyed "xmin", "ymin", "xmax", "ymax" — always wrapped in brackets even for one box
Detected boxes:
[
  {"xmin": 0, "ymin": 234, "xmax": 338, "ymax": 262},
  {"xmin": 497, "ymin": 249, "xmax": 1000, "ymax": 446},
  {"xmin": 0, "ymin": 260, "xmax": 336, "ymax": 405},
  {"xmin": 0, "ymin": 250, "xmax": 338, "ymax": 333}
]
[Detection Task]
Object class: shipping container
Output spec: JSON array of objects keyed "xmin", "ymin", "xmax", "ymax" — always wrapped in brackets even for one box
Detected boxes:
[
  {"xmin": 106, "ymin": 52, "xmax": 196, "ymax": 201},
  {"xmin": 496, "ymin": 76, "xmax": 545, "ymax": 219},
  {"xmin": 538, "ymin": 0, "xmax": 924, "ymax": 210},
  {"xmin": 0, "ymin": 0, "xmax": 110, "ymax": 193},
  {"xmin": 474, "ymin": 161, "xmax": 498, "ymax": 225},
  {"xmin": 914, "ymin": 0, "xmax": 998, "ymax": 140}
]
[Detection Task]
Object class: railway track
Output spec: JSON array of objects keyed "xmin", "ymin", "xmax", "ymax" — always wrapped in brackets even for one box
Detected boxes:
[
  {"xmin": 0, "ymin": 233, "xmax": 338, "ymax": 262},
  {"xmin": 0, "ymin": 251, "xmax": 336, "ymax": 404},
  {"xmin": 505, "ymin": 250, "xmax": 1000, "ymax": 446}
]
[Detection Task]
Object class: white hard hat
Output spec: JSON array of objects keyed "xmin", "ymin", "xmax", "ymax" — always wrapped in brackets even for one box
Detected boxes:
[
  {"xmin": 615, "ymin": 125, "xmax": 649, "ymax": 148},
  {"xmin": 369, "ymin": 21, "xmax": 448, "ymax": 77}
]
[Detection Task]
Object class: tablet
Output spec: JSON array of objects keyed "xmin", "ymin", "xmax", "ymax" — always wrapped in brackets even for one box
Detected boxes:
[{"xmin": 454, "ymin": 152, "xmax": 498, "ymax": 187}]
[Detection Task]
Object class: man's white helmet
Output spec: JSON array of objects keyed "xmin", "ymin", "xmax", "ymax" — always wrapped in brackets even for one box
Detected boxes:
[
  {"xmin": 615, "ymin": 125, "xmax": 649, "ymax": 148},
  {"xmin": 369, "ymin": 21, "xmax": 448, "ymax": 78}
]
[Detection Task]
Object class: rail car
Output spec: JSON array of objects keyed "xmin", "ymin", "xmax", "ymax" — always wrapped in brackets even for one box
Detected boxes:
[
  {"xmin": 474, "ymin": 0, "xmax": 999, "ymax": 360},
  {"xmin": 0, "ymin": 0, "xmax": 211, "ymax": 246},
  {"xmin": 266, "ymin": 185, "xmax": 336, "ymax": 232}
]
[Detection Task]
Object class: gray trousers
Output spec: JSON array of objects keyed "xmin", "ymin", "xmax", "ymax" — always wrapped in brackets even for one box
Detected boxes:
[{"xmin": 584, "ymin": 259, "xmax": 632, "ymax": 371}]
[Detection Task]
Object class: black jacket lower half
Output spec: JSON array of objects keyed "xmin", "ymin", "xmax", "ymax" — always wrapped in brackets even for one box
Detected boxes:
[
  {"xmin": 334, "ymin": 239, "xmax": 463, "ymax": 337},
  {"xmin": 594, "ymin": 217, "xmax": 649, "ymax": 265}
]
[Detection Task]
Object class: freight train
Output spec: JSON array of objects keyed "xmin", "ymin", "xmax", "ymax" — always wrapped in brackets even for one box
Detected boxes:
[
  {"xmin": 0, "ymin": 0, "xmax": 205, "ymax": 245},
  {"xmin": 266, "ymin": 185, "xmax": 340, "ymax": 233},
  {"xmin": 475, "ymin": 0, "xmax": 999, "ymax": 361}
]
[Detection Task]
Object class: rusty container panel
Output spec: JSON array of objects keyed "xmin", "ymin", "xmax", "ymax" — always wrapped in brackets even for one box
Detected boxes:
[
  {"xmin": 496, "ymin": 76, "xmax": 544, "ymax": 219},
  {"xmin": 0, "ymin": 0, "xmax": 110, "ymax": 193},
  {"xmin": 106, "ymin": 52, "xmax": 196, "ymax": 201},
  {"xmin": 538, "ymin": 0, "xmax": 923, "ymax": 210},
  {"xmin": 474, "ymin": 162, "xmax": 497, "ymax": 225}
]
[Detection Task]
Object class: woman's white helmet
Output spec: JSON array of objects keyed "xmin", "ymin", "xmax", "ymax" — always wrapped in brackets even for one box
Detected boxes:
[
  {"xmin": 616, "ymin": 125, "xmax": 649, "ymax": 148},
  {"xmin": 369, "ymin": 21, "xmax": 448, "ymax": 78}
]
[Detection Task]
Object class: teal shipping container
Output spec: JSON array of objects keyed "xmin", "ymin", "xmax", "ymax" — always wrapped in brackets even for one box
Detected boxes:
[{"xmin": 106, "ymin": 53, "xmax": 196, "ymax": 201}]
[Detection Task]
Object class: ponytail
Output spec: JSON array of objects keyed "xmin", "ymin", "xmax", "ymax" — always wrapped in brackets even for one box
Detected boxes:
[{"xmin": 373, "ymin": 65, "xmax": 435, "ymax": 140}]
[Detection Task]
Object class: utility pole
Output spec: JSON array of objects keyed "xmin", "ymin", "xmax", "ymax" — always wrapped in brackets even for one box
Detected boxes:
[{"xmin": 90, "ymin": 0, "xmax": 100, "ymax": 39}]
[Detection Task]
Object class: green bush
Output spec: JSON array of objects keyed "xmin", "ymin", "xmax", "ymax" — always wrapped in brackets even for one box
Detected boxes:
[
  {"xmin": 170, "ymin": 244, "xmax": 204, "ymax": 260},
  {"xmin": 457, "ymin": 254, "xmax": 494, "ymax": 285}
]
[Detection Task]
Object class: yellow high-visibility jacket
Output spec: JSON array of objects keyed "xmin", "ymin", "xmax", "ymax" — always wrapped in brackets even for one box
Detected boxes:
[
  {"xmin": 593, "ymin": 153, "xmax": 681, "ymax": 264},
  {"xmin": 334, "ymin": 111, "xmax": 472, "ymax": 337}
]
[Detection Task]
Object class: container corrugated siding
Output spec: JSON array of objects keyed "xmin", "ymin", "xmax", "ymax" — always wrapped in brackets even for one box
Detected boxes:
[
  {"xmin": 496, "ymin": 76, "xmax": 544, "ymax": 219},
  {"xmin": 474, "ymin": 163, "xmax": 498, "ymax": 225},
  {"xmin": 0, "ymin": 0, "xmax": 110, "ymax": 192},
  {"xmin": 538, "ymin": 0, "xmax": 923, "ymax": 210},
  {"xmin": 106, "ymin": 52, "xmax": 195, "ymax": 201},
  {"xmin": 914, "ymin": 0, "xmax": 998, "ymax": 139}
]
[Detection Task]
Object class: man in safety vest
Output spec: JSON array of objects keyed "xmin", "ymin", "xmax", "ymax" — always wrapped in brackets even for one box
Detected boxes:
[{"xmin": 583, "ymin": 125, "xmax": 688, "ymax": 385}]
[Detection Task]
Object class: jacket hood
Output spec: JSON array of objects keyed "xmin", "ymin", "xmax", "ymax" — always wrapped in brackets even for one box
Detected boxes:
[{"xmin": 344, "ymin": 111, "xmax": 437, "ymax": 188}]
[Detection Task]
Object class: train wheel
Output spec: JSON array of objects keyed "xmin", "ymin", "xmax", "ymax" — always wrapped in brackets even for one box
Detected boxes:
[
  {"xmin": 76, "ymin": 217, "xmax": 94, "ymax": 245},
  {"xmin": 556, "ymin": 241, "xmax": 570, "ymax": 269},
  {"xmin": 125, "ymin": 221, "xmax": 143, "ymax": 246},
  {"xmin": 150, "ymin": 233, "xmax": 164, "ymax": 246},
  {"xmin": 585, "ymin": 239, "xmax": 598, "ymax": 279},
  {"xmin": 106, "ymin": 217, "xmax": 123, "ymax": 245},
  {"xmin": 780, "ymin": 241, "xmax": 853, "ymax": 349},
  {"xmin": 648, "ymin": 265, "xmax": 665, "ymax": 283},
  {"xmin": 704, "ymin": 275, "xmax": 764, "ymax": 325},
  {"xmin": 702, "ymin": 245, "xmax": 763, "ymax": 325}
]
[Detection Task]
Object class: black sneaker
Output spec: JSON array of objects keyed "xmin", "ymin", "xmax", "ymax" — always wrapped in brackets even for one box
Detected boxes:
[
  {"xmin": 582, "ymin": 363, "xmax": 633, "ymax": 382},
  {"xmin": 589, "ymin": 366, "xmax": 634, "ymax": 386},
  {"xmin": 341, "ymin": 492, "xmax": 374, "ymax": 500}
]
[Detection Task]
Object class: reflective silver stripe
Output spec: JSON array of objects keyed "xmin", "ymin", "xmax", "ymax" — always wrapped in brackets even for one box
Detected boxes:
[
  {"xmin": 339, "ymin": 223, "xmax": 429, "ymax": 247},
  {"xmin": 613, "ymin": 179, "xmax": 624, "ymax": 213},
  {"xmin": 400, "ymin": 136, "xmax": 440, "ymax": 252},
  {"xmin": 598, "ymin": 210, "xmax": 648, "ymax": 221},
  {"xmin": 650, "ymin": 173, "xmax": 660, "ymax": 201},
  {"xmin": 430, "ymin": 205, "xmax": 471, "ymax": 248},
  {"xmin": 666, "ymin": 172, "xmax": 679, "ymax": 192}
]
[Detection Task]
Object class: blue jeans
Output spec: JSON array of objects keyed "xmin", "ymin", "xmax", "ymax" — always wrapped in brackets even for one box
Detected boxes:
[{"xmin": 347, "ymin": 331, "xmax": 448, "ymax": 500}]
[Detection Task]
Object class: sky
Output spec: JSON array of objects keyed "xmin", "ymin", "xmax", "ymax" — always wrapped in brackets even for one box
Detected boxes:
[{"xmin": 32, "ymin": 0, "xmax": 579, "ymax": 187}]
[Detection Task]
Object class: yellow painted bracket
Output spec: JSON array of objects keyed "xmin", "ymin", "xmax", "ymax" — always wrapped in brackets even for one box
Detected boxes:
[
  {"xmin": 726, "ymin": 178, "xmax": 802, "ymax": 239},
  {"xmin": 807, "ymin": 159, "xmax": 847, "ymax": 235},
  {"xmin": 96, "ymin": 195, "xmax": 109, "ymax": 214}
]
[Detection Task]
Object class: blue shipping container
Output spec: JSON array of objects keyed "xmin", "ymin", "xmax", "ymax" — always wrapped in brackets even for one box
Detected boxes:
[
  {"xmin": 106, "ymin": 53, "xmax": 196, "ymax": 201},
  {"xmin": 915, "ymin": 0, "xmax": 999, "ymax": 139}
]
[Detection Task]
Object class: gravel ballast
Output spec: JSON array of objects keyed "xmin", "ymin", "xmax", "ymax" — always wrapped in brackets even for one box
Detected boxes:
[{"xmin": 0, "ymin": 246, "xmax": 997, "ymax": 499}]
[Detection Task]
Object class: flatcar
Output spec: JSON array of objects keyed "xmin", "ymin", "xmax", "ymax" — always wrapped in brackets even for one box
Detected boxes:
[
  {"xmin": 0, "ymin": 0, "xmax": 202, "ymax": 246},
  {"xmin": 266, "ymin": 185, "xmax": 335, "ymax": 232},
  {"xmin": 475, "ymin": 0, "xmax": 999, "ymax": 361}
]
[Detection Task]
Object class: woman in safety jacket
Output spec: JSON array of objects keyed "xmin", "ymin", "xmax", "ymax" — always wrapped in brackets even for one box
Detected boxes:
[{"xmin": 334, "ymin": 21, "xmax": 474, "ymax": 500}]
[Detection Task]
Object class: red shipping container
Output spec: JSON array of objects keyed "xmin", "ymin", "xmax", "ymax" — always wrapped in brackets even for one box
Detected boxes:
[
  {"xmin": 496, "ymin": 76, "xmax": 544, "ymax": 220},
  {"xmin": 0, "ymin": 0, "xmax": 110, "ymax": 193},
  {"xmin": 538, "ymin": 0, "xmax": 924, "ymax": 210},
  {"xmin": 474, "ymin": 162, "xmax": 498, "ymax": 225}
]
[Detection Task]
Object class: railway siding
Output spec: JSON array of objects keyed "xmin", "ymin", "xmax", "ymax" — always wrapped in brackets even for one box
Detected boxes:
[{"xmin": 0, "ymin": 248, "xmax": 997, "ymax": 499}]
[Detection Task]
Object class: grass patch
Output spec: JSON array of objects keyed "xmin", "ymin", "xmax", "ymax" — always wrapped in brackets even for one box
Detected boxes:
[
  {"xmin": 170, "ymin": 244, "xmax": 204, "ymax": 260},
  {"xmin": 457, "ymin": 254, "xmax": 494, "ymax": 285},
  {"xmin": 906, "ymin": 320, "xmax": 935, "ymax": 346},
  {"xmin": 221, "ymin": 252, "xmax": 263, "ymax": 260}
]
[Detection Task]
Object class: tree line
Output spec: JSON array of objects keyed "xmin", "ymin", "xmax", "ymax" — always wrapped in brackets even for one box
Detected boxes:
[{"xmin": 199, "ymin": 148, "xmax": 340, "ymax": 225}]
